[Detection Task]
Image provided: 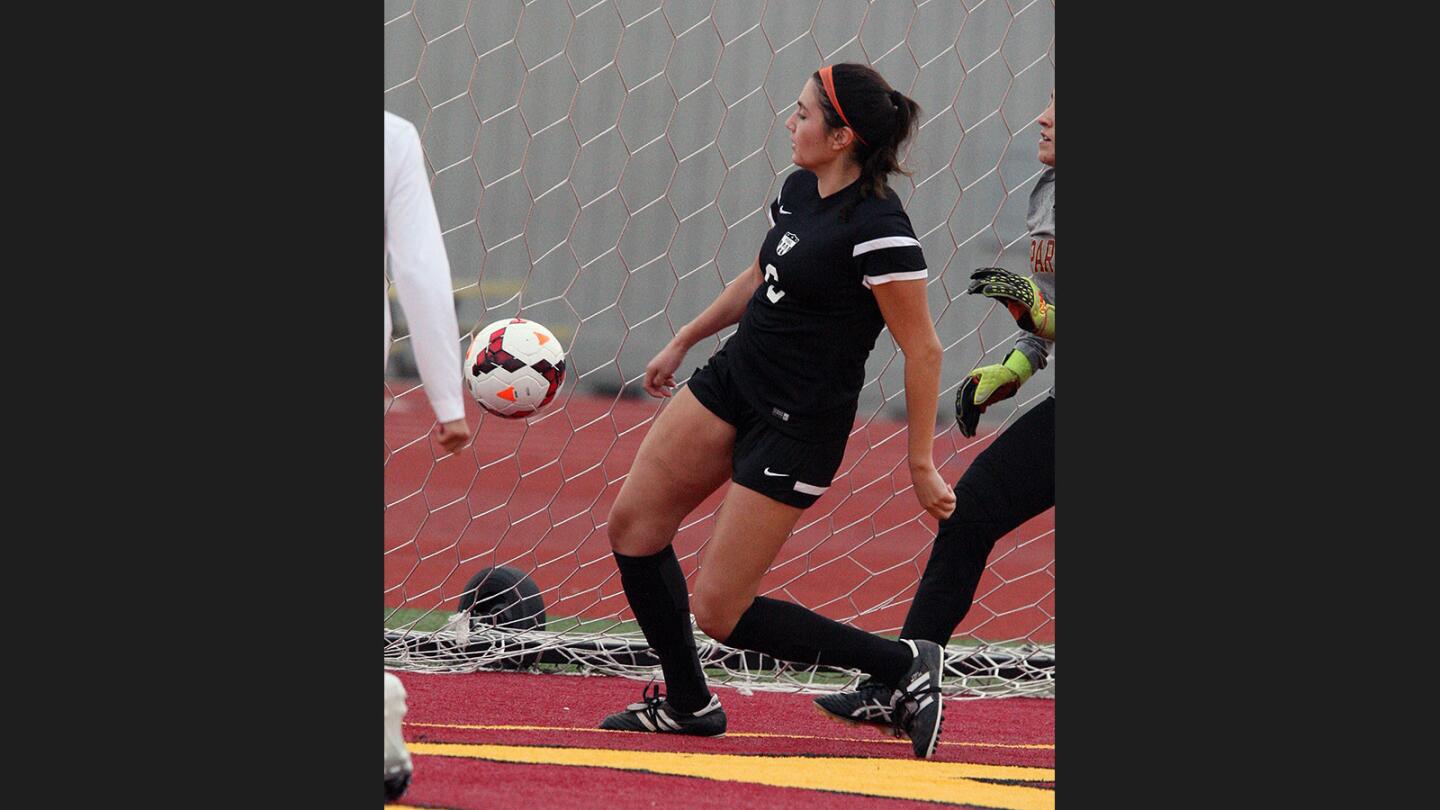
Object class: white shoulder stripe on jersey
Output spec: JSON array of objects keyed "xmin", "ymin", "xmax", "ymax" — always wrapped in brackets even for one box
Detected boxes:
[
  {"xmin": 853, "ymin": 235, "xmax": 921, "ymax": 256},
  {"xmin": 767, "ymin": 183, "xmax": 785, "ymax": 228},
  {"xmin": 862, "ymin": 269, "xmax": 928, "ymax": 288}
]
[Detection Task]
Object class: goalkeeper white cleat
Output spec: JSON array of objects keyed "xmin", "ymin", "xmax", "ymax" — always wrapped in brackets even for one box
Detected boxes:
[{"xmin": 384, "ymin": 672, "xmax": 413, "ymax": 801}]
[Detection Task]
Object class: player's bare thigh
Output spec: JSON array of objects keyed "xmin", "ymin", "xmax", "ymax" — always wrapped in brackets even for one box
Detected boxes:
[
  {"xmin": 691, "ymin": 483, "xmax": 804, "ymax": 641},
  {"xmin": 608, "ymin": 386, "xmax": 735, "ymax": 556}
]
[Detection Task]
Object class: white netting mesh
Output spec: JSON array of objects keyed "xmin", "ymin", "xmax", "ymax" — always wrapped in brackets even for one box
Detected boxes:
[{"xmin": 385, "ymin": 0, "xmax": 1054, "ymax": 698}]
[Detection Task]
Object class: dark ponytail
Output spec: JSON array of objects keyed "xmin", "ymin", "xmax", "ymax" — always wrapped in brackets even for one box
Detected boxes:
[{"xmin": 811, "ymin": 63, "xmax": 921, "ymax": 219}]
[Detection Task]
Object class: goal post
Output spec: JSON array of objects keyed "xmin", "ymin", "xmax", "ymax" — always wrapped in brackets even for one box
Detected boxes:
[{"xmin": 385, "ymin": 0, "xmax": 1055, "ymax": 698}]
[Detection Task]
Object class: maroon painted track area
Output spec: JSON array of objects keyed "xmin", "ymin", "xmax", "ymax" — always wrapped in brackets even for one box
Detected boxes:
[
  {"xmin": 386, "ymin": 388, "xmax": 1053, "ymax": 642},
  {"xmin": 390, "ymin": 670, "xmax": 1054, "ymax": 809}
]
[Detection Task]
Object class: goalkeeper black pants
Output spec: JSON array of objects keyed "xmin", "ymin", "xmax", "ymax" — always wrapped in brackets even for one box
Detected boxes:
[{"xmin": 901, "ymin": 396, "xmax": 1055, "ymax": 645}]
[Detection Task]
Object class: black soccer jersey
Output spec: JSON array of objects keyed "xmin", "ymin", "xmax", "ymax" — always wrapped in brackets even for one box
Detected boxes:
[{"xmin": 722, "ymin": 169, "xmax": 928, "ymax": 440}]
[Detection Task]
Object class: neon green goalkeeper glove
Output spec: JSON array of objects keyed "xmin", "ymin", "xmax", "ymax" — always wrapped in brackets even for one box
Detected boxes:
[
  {"xmin": 955, "ymin": 349, "xmax": 1033, "ymax": 438},
  {"xmin": 967, "ymin": 268, "xmax": 1055, "ymax": 341}
]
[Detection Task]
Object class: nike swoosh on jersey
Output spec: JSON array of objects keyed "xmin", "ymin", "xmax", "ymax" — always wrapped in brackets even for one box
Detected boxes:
[{"xmin": 763, "ymin": 468, "xmax": 788, "ymax": 477}]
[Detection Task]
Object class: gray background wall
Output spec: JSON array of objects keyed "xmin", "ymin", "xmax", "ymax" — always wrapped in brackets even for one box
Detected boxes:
[{"xmin": 385, "ymin": 0, "xmax": 1055, "ymax": 427}]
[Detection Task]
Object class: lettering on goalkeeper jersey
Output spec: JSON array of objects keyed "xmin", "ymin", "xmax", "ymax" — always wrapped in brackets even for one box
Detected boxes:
[{"xmin": 1030, "ymin": 237, "xmax": 1054, "ymax": 274}]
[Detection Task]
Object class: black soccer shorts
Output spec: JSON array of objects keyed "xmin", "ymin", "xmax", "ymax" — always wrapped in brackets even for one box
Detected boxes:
[{"xmin": 687, "ymin": 352, "xmax": 847, "ymax": 509}]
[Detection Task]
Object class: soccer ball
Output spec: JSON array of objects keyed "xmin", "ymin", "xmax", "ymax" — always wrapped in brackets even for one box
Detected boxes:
[{"xmin": 464, "ymin": 318, "xmax": 566, "ymax": 418}]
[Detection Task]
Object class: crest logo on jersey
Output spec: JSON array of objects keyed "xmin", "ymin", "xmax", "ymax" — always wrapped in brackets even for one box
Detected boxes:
[{"xmin": 776, "ymin": 232, "xmax": 799, "ymax": 256}]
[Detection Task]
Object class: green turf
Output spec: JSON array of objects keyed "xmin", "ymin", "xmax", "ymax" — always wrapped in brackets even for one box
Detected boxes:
[{"xmin": 385, "ymin": 606, "xmax": 641, "ymax": 636}]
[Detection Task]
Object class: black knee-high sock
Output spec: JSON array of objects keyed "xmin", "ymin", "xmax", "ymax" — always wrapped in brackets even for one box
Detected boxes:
[
  {"xmin": 902, "ymin": 398, "xmax": 1055, "ymax": 644},
  {"xmin": 723, "ymin": 596, "xmax": 913, "ymax": 688},
  {"xmin": 613, "ymin": 547, "xmax": 710, "ymax": 712}
]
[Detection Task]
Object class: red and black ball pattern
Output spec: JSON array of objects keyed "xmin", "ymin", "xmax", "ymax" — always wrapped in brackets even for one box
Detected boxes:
[{"xmin": 472, "ymin": 326, "xmax": 532, "ymax": 375}]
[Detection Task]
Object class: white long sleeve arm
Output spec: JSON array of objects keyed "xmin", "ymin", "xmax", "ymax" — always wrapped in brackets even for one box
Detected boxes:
[{"xmin": 385, "ymin": 115, "xmax": 466, "ymax": 423}]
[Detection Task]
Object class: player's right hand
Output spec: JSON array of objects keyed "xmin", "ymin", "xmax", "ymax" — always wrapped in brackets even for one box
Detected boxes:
[
  {"xmin": 642, "ymin": 341, "xmax": 688, "ymax": 398},
  {"xmin": 435, "ymin": 417, "xmax": 472, "ymax": 454},
  {"xmin": 955, "ymin": 350, "xmax": 1033, "ymax": 438}
]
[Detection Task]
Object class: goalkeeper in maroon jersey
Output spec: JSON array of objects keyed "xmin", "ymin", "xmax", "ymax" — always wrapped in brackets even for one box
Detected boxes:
[{"xmin": 817, "ymin": 91, "xmax": 1056, "ymax": 726}]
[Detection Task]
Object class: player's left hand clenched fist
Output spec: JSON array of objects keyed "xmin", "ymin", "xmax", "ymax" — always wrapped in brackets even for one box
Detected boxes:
[
  {"xmin": 967, "ymin": 268, "xmax": 1054, "ymax": 341},
  {"xmin": 911, "ymin": 466, "xmax": 956, "ymax": 521}
]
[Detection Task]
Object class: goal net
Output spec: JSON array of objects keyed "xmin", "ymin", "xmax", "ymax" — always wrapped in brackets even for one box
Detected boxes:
[{"xmin": 385, "ymin": 0, "xmax": 1055, "ymax": 698}]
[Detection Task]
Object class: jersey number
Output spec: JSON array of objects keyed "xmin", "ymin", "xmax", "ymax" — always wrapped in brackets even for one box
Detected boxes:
[{"xmin": 764, "ymin": 263, "xmax": 785, "ymax": 304}]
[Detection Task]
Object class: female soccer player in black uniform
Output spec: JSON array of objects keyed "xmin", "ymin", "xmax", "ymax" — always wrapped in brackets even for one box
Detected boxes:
[
  {"xmin": 599, "ymin": 63, "xmax": 956, "ymax": 759},
  {"xmin": 816, "ymin": 91, "xmax": 1056, "ymax": 728}
]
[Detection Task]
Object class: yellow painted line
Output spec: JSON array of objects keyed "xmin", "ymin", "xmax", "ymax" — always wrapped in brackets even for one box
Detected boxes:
[
  {"xmin": 409, "ymin": 742, "xmax": 1054, "ymax": 810},
  {"xmin": 407, "ymin": 721, "xmax": 1054, "ymax": 750}
]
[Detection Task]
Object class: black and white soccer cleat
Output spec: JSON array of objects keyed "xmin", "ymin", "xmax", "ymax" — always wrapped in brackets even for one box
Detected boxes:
[
  {"xmin": 892, "ymin": 639, "xmax": 946, "ymax": 758},
  {"xmin": 814, "ymin": 677, "xmax": 899, "ymax": 730},
  {"xmin": 599, "ymin": 683, "xmax": 727, "ymax": 737}
]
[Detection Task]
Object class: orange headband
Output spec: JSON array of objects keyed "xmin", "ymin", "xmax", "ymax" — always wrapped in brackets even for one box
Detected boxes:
[{"xmin": 819, "ymin": 65, "xmax": 867, "ymax": 147}]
